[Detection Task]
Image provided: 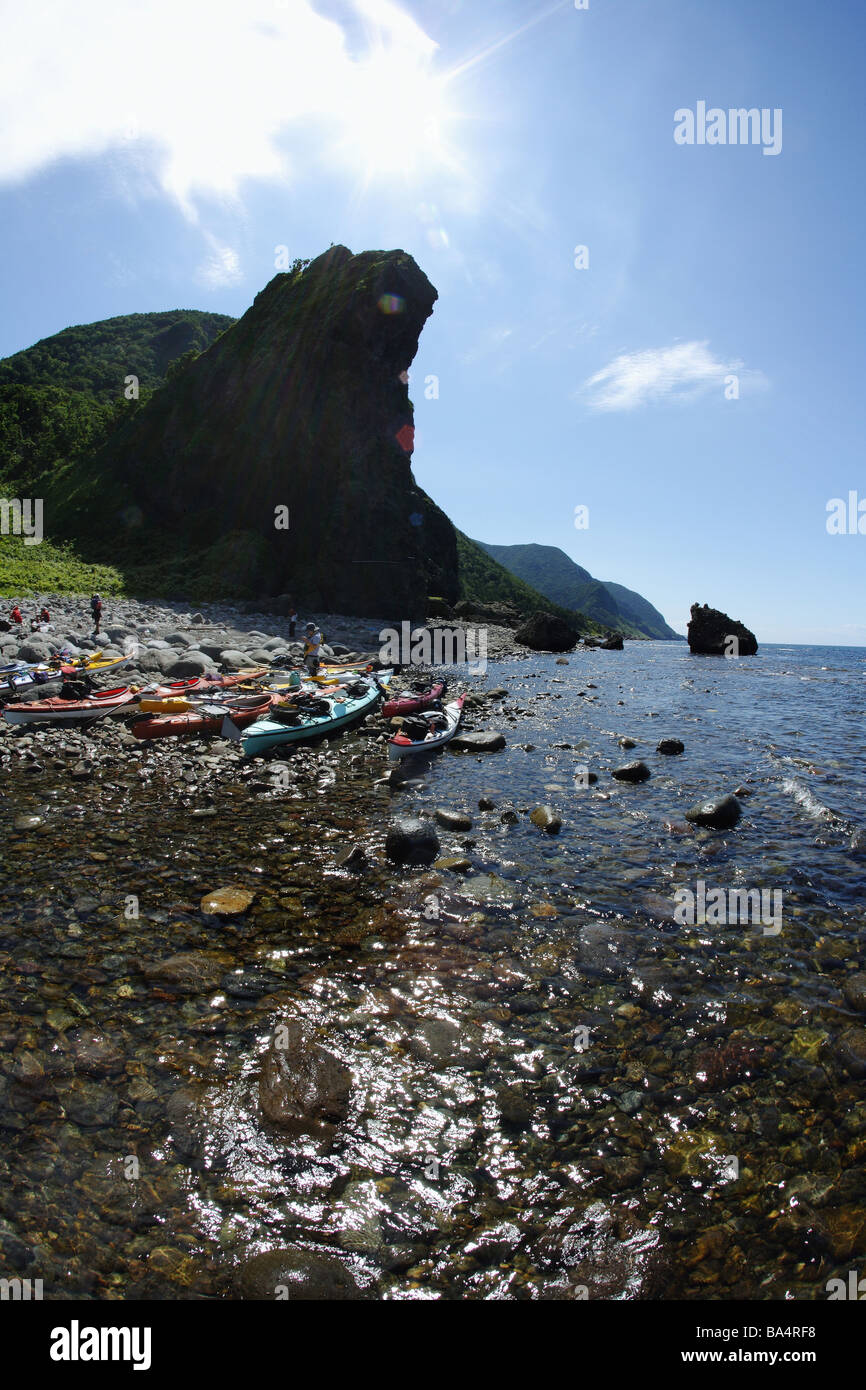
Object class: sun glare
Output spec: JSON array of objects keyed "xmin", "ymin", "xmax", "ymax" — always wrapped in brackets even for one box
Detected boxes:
[{"xmin": 333, "ymin": 48, "xmax": 459, "ymax": 185}]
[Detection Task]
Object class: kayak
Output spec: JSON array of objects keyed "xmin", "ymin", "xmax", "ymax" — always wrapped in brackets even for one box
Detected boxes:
[
  {"xmin": 388, "ymin": 695, "xmax": 466, "ymax": 759},
  {"xmin": 2, "ymin": 685, "xmax": 139, "ymax": 724},
  {"xmin": 131, "ymin": 692, "xmax": 278, "ymax": 740},
  {"xmin": 382, "ymin": 681, "xmax": 445, "ymax": 720},
  {"xmin": 0, "ymin": 650, "xmax": 133, "ymax": 696},
  {"xmin": 231, "ymin": 678, "xmax": 385, "ymax": 756}
]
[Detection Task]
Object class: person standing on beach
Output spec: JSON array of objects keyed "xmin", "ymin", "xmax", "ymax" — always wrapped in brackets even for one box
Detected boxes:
[
  {"xmin": 303, "ymin": 622, "xmax": 322, "ymax": 675},
  {"xmin": 288, "ymin": 606, "xmax": 297, "ymax": 640},
  {"xmin": 10, "ymin": 604, "xmax": 23, "ymax": 628},
  {"xmin": 90, "ymin": 593, "xmax": 103, "ymax": 635}
]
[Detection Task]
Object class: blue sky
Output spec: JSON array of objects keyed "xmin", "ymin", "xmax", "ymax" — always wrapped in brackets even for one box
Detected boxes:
[{"xmin": 1, "ymin": 0, "xmax": 864, "ymax": 643}]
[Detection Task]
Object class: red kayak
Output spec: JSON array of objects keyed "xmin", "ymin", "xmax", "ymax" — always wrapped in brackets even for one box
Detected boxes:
[
  {"xmin": 3, "ymin": 686, "xmax": 138, "ymax": 724},
  {"xmin": 382, "ymin": 681, "xmax": 446, "ymax": 720},
  {"xmin": 140, "ymin": 669, "xmax": 268, "ymax": 699},
  {"xmin": 131, "ymin": 692, "xmax": 278, "ymax": 739}
]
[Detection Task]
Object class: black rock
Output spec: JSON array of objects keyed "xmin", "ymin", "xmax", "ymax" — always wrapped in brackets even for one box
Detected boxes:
[
  {"xmin": 385, "ymin": 818, "xmax": 441, "ymax": 866},
  {"xmin": 612, "ymin": 761, "xmax": 651, "ymax": 783},
  {"xmin": 685, "ymin": 794, "xmax": 742, "ymax": 829},
  {"xmin": 687, "ymin": 603, "xmax": 758, "ymax": 656},
  {"xmin": 657, "ymin": 738, "xmax": 685, "ymax": 755},
  {"xmin": 514, "ymin": 611, "xmax": 578, "ymax": 652}
]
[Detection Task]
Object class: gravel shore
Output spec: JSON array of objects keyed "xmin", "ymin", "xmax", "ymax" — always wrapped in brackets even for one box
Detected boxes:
[{"xmin": 0, "ymin": 595, "xmax": 525, "ymax": 678}]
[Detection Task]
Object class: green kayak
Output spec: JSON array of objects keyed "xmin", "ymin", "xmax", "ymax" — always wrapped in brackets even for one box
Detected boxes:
[{"xmin": 226, "ymin": 676, "xmax": 387, "ymax": 755}]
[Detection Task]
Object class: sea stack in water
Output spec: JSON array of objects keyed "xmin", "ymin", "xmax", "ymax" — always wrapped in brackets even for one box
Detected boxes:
[{"xmin": 687, "ymin": 603, "xmax": 758, "ymax": 656}]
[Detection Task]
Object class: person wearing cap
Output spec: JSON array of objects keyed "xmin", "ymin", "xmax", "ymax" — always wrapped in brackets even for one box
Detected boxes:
[{"xmin": 303, "ymin": 622, "xmax": 322, "ymax": 675}]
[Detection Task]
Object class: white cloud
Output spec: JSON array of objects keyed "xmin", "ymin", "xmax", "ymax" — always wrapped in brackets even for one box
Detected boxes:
[
  {"xmin": 580, "ymin": 340, "xmax": 765, "ymax": 411},
  {"xmin": 0, "ymin": 0, "xmax": 453, "ymax": 224},
  {"xmin": 195, "ymin": 236, "xmax": 242, "ymax": 289}
]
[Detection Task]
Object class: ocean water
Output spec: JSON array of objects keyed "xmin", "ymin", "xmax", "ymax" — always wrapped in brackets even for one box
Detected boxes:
[{"xmin": 402, "ymin": 641, "xmax": 866, "ymax": 933}]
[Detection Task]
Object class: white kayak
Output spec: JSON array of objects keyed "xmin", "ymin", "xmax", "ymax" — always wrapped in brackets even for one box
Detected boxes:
[{"xmin": 388, "ymin": 694, "xmax": 466, "ymax": 759}]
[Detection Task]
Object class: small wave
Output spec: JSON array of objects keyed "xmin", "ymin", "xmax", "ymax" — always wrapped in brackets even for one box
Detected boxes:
[{"xmin": 778, "ymin": 777, "xmax": 844, "ymax": 825}]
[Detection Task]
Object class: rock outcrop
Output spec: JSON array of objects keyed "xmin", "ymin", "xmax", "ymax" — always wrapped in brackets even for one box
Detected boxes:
[
  {"xmin": 687, "ymin": 603, "xmax": 758, "ymax": 656},
  {"xmin": 514, "ymin": 611, "xmax": 578, "ymax": 652},
  {"xmin": 52, "ymin": 246, "xmax": 457, "ymax": 616}
]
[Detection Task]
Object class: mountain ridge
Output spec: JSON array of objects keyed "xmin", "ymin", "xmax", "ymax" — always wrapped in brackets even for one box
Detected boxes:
[{"xmin": 475, "ymin": 540, "xmax": 681, "ymax": 639}]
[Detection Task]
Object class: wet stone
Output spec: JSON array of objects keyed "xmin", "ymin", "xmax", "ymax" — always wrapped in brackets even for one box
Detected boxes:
[
  {"xmin": 235, "ymin": 1247, "xmax": 366, "ymax": 1300},
  {"xmin": 434, "ymin": 808, "xmax": 473, "ymax": 831},
  {"xmin": 385, "ymin": 818, "xmax": 440, "ymax": 867},
  {"xmin": 334, "ymin": 843, "xmax": 367, "ymax": 872},
  {"xmin": 259, "ymin": 1017, "xmax": 352, "ymax": 1138},
  {"xmin": 200, "ymin": 886, "xmax": 255, "ymax": 916},
  {"xmin": 57, "ymin": 1078, "xmax": 119, "ymax": 1127},
  {"xmin": 685, "ymin": 794, "xmax": 742, "ymax": 829},
  {"xmin": 612, "ymin": 761, "xmax": 651, "ymax": 783},
  {"xmin": 530, "ymin": 805, "xmax": 562, "ymax": 834},
  {"xmin": 141, "ymin": 953, "xmax": 223, "ymax": 995},
  {"xmin": 842, "ymin": 973, "xmax": 866, "ymax": 1014}
]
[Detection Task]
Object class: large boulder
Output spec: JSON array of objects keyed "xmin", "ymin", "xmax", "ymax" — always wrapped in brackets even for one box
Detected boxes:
[
  {"xmin": 17, "ymin": 640, "xmax": 52, "ymax": 662},
  {"xmin": 514, "ymin": 611, "xmax": 578, "ymax": 652},
  {"xmin": 385, "ymin": 818, "xmax": 441, "ymax": 865},
  {"xmin": 165, "ymin": 652, "xmax": 216, "ymax": 678},
  {"xmin": 687, "ymin": 603, "xmax": 758, "ymax": 656},
  {"xmin": 220, "ymin": 649, "xmax": 254, "ymax": 670}
]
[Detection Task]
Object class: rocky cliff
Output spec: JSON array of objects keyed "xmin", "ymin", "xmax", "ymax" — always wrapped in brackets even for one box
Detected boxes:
[{"xmin": 49, "ymin": 246, "xmax": 457, "ymax": 615}]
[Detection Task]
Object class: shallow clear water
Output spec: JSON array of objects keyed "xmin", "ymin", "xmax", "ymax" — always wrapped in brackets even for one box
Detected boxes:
[{"xmin": 1, "ymin": 641, "xmax": 864, "ymax": 1300}]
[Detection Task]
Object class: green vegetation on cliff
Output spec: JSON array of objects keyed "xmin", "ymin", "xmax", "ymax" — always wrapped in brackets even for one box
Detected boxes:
[
  {"xmin": 0, "ymin": 310, "xmax": 235, "ymax": 404},
  {"xmin": 475, "ymin": 539, "xmax": 680, "ymax": 639},
  {"xmin": 455, "ymin": 531, "xmax": 605, "ymax": 634}
]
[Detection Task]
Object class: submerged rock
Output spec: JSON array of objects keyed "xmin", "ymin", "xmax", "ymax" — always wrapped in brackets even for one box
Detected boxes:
[
  {"xmin": 685, "ymin": 794, "xmax": 742, "ymax": 830},
  {"xmin": 656, "ymin": 738, "xmax": 684, "ymax": 755},
  {"xmin": 141, "ymin": 953, "xmax": 223, "ymax": 995},
  {"xmin": 259, "ymin": 1018, "xmax": 352, "ymax": 1138},
  {"xmin": 235, "ymin": 1247, "xmax": 366, "ymax": 1300},
  {"xmin": 836, "ymin": 1026, "xmax": 866, "ymax": 1077},
  {"xmin": 200, "ymin": 885, "xmax": 255, "ymax": 915},
  {"xmin": 842, "ymin": 973, "xmax": 866, "ymax": 1014}
]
